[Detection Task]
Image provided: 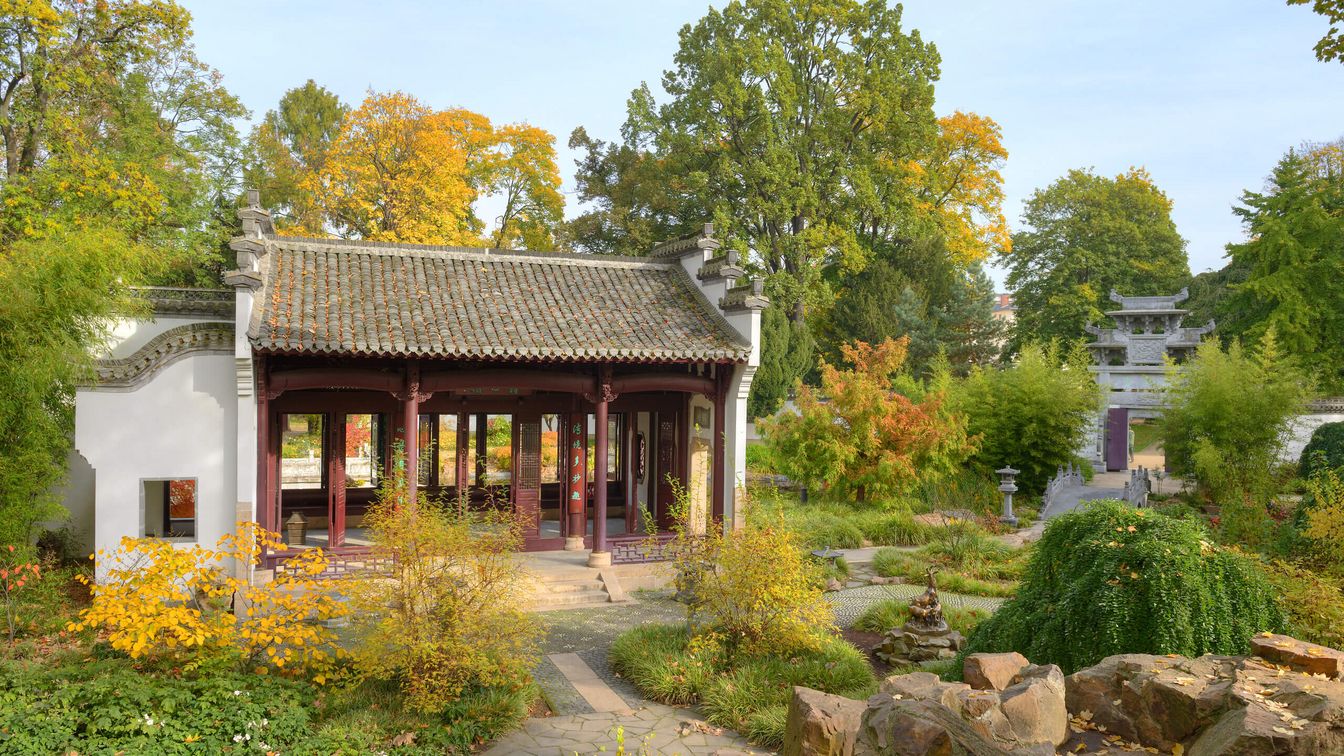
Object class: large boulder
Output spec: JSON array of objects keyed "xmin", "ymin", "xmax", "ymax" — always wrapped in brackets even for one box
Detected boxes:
[
  {"xmin": 999, "ymin": 664, "xmax": 1069, "ymax": 747},
  {"xmin": 1250, "ymin": 633, "xmax": 1344, "ymax": 680},
  {"xmin": 783, "ymin": 686, "xmax": 865, "ymax": 756},
  {"xmin": 963, "ymin": 652, "xmax": 1029, "ymax": 691},
  {"xmin": 1066, "ymin": 649, "xmax": 1344, "ymax": 755},
  {"xmin": 856, "ymin": 696, "xmax": 1052, "ymax": 756}
]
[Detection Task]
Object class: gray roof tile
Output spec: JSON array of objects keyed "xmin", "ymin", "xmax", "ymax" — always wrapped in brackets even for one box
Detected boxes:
[{"xmin": 249, "ymin": 237, "xmax": 749, "ymax": 362}]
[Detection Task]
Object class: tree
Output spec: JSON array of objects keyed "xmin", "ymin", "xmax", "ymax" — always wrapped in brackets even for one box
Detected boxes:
[
  {"xmin": 243, "ymin": 80, "xmax": 348, "ymax": 235},
  {"xmin": 1223, "ymin": 143, "xmax": 1344, "ymax": 391},
  {"xmin": 306, "ymin": 91, "xmax": 479, "ymax": 244},
  {"xmin": 0, "ymin": 228, "xmax": 149, "ymax": 550},
  {"xmin": 1003, "ymin": 168, "xmax": 1190, "ymax": 347},
  {"xmin": 748, "ymin": 305, "xmax": 815, "ymax": 418},
  {"xmin": 820, "ymin": 236, "xmax": 1003, "ymax": 377},
  {"xmin": 0, "ymin": 1, "xmax": 247, "ymax": 284},
  {"xmin": 953, "ymin": 342, "xmax": 1100, "ymax": 495},
  {"xmin": 761, "ymin": 337, "xmax": 975, "ymax": 502},
  {"xmin": 487, "ymin": 123, "xmax": 564, "ymax": 250},
  {"xmin": 287, "ymin": 90, "xmax": 565, "ymax": 248},
  {"xmin": 569, "ymin": 0, "xmax": 1010, "ymax": 408},
  {"xmin": 1161, "ymin": 335, "xmax": 1311, "ymax": 545},
  {"xmin": 1289, "ymin": 0, "xmax": 1344, "ymax": 63}
]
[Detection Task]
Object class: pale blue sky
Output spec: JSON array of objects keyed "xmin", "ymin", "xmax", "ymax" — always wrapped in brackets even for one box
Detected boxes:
[{"xmin": 181, "ymin": 1, "xmax": 1344, "ymax": 284}]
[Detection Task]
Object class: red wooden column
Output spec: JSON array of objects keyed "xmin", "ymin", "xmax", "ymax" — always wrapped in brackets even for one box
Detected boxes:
[
  {"xmin": 564, "ymin": 412, "xmax": 587, "ymax": 550},
  {"xmin": 328, "ymin": 414, "xmax": 347, "ymax": 547},
  {"xmin": 711, "ymin": 369, "xmax": 727, "ymax": 526},
  {"xmin": 589, "ymin": 366, "xmax": 616, "ymax": 567}
]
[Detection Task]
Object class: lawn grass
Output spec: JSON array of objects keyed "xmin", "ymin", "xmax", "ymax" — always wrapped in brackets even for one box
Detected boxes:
[{"xmin": 610, "ymin": 623, "xmax": 876, "ymax": 750}]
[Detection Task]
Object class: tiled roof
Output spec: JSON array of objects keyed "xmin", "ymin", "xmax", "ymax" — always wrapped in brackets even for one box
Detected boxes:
[{"xmin": 248, "ymin": 237, "xmax": 750, "ymax": 362}]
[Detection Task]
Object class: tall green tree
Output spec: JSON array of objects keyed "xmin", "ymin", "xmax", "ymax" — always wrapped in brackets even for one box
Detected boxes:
[
  {"xmin": 820, "ymin": 236, "xmax": 1002, "ymax": 377},
  {"xmin": 0, "ymin": 229, "xmax": 150, "ymax": 549},
  {"xmin": 569, "ymin": 0, "xmax": 1010, "ymax": 409},
  {"xmin": 750, "ymin": 305, "xmax": 815, "ymax": 418},
  {"xmin": 0, "ymin": 0, "xmax": 246, "ymax": 284},
  {"xmin": 1223, "ymin": 143, "xmax": 1344, "ymax": 391},
  {"xmin": 1003, "ymin": 168, "xmax": 1191, "ymax": 348},
  {"xmin": 243, "ymin": 80, "xmax": 348, "ymax": 234}
]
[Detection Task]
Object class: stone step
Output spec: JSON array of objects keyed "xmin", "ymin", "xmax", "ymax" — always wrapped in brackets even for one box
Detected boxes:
[{"xmin": 540, "ymin": 579, "xmax": 605, "ymax": 593}]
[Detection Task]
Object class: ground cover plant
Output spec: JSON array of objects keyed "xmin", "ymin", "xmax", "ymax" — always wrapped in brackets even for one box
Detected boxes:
[{"xmin": 959, "ymin": 500, "xmax": 1286, "ymax": 673}]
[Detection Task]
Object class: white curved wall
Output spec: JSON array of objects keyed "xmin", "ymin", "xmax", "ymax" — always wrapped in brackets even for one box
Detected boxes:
[{"xmin": 74, "ymin": 351, "xmax": 237, "ymax": 571}]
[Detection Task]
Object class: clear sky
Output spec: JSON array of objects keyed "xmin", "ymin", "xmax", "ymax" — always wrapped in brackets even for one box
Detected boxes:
[{"xmin": 180, "ymin": 0, "xmax": 1344, "ymax": 285}]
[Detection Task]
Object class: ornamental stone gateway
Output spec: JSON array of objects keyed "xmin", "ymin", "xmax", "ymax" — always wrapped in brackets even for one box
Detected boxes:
[{"xmin": 1082, "ymin": 289, "xmax": 1214, "ymax": 472}]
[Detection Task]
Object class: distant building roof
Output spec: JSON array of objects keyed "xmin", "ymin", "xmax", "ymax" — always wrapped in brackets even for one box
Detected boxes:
[{"xmin": 247, "ymin": 236, "xmax": 751, "ymax": 363}]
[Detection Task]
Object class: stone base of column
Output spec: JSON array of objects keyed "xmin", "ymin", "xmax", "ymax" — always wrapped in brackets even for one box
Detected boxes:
[
  {"xmin": 586, "ymin": 550, "xmax": 612, "ymax": 568},
  {"xmin": 564, "ymin": 535, "xmax": 585, "ymax": 552}
]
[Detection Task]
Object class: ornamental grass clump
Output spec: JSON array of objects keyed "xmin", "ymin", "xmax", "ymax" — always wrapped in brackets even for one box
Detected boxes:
[{"xmin": 959, "ymin": 500, "xmax": 1285, "ymax": 673}]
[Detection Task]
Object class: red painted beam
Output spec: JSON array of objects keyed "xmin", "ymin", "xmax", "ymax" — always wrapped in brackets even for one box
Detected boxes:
[
  {"xmin": 268, "ymin": 368, "xmax": 403, "ymax": 396},
  {"xmin": 421, "ymin": 370, "xmax": 595, "ymax": 395},
  {"xmin": 611, "ymin": 373, "xmax": 715, "ymax": 396}
]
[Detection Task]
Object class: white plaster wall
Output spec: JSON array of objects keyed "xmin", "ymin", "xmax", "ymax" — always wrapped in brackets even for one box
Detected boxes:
[
  {"xmin": 1283, "ymin": 412, "xmax": 1344, "ymax": 464},
  {"xmin": 74, "ymin": 352, "xmax": 237, "ymax": 575},
  {"xmin": 105, "ymin": 316, "xmax": 210, "ymax": 359}
]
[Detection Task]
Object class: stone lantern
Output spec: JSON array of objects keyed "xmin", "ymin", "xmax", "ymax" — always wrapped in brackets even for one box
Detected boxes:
[{"xmin": 996, "ymin": 467, "xmax": 1020, "ymax": 527}]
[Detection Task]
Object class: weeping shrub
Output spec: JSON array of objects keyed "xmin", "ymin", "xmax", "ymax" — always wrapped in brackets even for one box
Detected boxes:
[{"xmin": 959, "ymin": 500, "xmax": 1285, "ymax": 673}]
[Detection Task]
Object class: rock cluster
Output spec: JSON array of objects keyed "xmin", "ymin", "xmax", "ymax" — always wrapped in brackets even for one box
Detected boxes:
[
  {"xmin": 784, "ymin": 652, "xmax": 1066, "ymax": 755},
  {"xmin": 783, "ymin": 635, "xmax": 1344, "ymax": 755},
  {"xmin": 874, "ymin": 624, "xmax": 964, "ymax": 664}
]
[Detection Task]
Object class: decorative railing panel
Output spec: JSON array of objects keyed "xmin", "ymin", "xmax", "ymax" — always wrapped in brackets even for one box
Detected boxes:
[{"xmin": 609, "ymin": 532, "xmax": 677, "ymax": 564}]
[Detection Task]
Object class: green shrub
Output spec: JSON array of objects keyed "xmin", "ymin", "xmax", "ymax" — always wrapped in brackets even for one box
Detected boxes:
[
  {"xmin": 923, "ymin": 520, "xmax": 1011, "ymax": 569},
  {"xmin": 960, "ymin": 500, "xmax": 1286, "ymax": 673},
  {"xmin": 611, "ymin": 624, "xmax": 873, "ymax": 750},
  {"xmin": 1300, "ymin": 422, "xmax": 1344, "ymax": 480},
  {"xmin": 745, "ymin": 443, "xmax": 775, "ymax": 474},
  {"xmin": 853, "ymin": 600, "xmax": 991, "ymax": 636},
  {"xmin": 791, "ymin": 512, "xmax": 865, "ymax": 550},
  {"xmin": 1161, "ymin": 336, "xmax": 1310, "ymax": 546},
  {"xmin": 954, "ymin": 342, "xmax": 1101, "ymax": 495}
]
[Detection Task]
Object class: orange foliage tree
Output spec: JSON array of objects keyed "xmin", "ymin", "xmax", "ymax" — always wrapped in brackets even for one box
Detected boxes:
[
  {"xmin": 914, "ymin": 111, "xmax": 1011, "ymax": 263},
  {"xmin": 296, "ymin": 90, "xmax": 564, "ymax": 248},
  {"xmin": 761, "ymin": 337, "xmax": 975, "ymax": 502}
]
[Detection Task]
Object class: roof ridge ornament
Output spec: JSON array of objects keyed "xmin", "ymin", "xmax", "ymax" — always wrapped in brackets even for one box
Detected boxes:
[
  {"xmin": 649, "ymin": 223, "xmax": 720, "ymax": 259},
  {"xmin": 226, "ymin": 189, "xmax": 274, "ymax": 289}
]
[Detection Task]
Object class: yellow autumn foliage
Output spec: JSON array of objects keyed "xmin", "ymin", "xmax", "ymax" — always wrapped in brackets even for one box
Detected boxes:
[{"xmin": 71, "ymin": 522, "xmax": 346, "ymax": 681}]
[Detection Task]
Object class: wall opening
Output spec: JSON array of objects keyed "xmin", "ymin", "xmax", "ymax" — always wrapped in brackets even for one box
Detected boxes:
[{"xmin": 143, "ymin": 478, "xmax": 197, "ymax": 539}]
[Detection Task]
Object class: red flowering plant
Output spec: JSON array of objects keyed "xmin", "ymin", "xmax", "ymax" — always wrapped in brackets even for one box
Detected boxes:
[{"xmin": 1, "ymin": 544, "xmax": 41, "ymax": 644}]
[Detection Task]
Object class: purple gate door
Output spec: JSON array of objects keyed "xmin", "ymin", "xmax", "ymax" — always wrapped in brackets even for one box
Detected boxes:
[{"xmin": 1105, "ymin": 408, "xmax": 1129, "ymax": 472}]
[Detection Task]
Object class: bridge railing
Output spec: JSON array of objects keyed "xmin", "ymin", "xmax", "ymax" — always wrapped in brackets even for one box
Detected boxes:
[
  {"xmin": 1123, "ymin": 467, "xmax": 1151, "ymax": 508},
  {"xmin": 1041, "ymin": 463, "xmax": 1085, "ymax": 516}
]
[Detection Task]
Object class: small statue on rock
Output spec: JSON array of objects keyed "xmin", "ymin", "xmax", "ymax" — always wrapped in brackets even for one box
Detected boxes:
[{"xmin": 907, "ymin": 566, "xmax": 948, "ymax": 634}]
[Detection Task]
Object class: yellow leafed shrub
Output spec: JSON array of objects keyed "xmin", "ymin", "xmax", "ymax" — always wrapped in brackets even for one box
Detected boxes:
[{"xmin": 71, "ymin": 522, "xmax": 345, "ymax": 680}]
